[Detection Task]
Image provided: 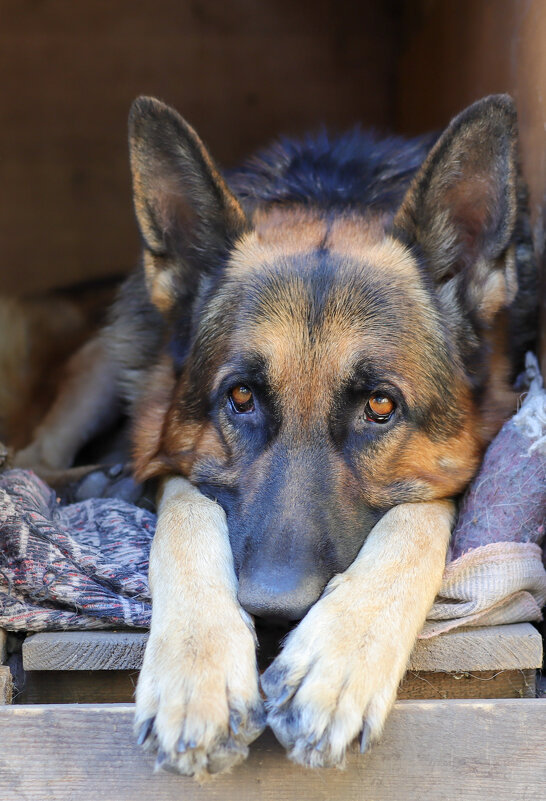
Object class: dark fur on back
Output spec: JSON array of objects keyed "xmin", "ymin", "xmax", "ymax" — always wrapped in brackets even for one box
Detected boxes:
[{"xmin": 227, "ymin": 128, "xmax": 438, "ymax": 212}]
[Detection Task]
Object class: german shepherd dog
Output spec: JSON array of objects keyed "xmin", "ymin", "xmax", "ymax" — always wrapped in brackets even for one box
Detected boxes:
[{"xmin": 13, "ymin": 94, "xmax": 536, "ymax": 776}]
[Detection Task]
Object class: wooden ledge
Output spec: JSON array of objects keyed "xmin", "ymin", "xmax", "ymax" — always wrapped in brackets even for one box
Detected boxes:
[
  {"xmin": 0, "ymin": 700, "xmax": 544, "ymax": 800},
  {"xmin": 13, "ymin": 623, "xmax": 541, "ymax": 705},
  {"xmin": 22, "ymin": 623, "xmax": 543, "ymax": 672}
]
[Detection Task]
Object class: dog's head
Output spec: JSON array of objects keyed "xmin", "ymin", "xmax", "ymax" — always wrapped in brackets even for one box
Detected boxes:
[{"xmin": 129, "ymin": 96, "xmax": 519, "ymax": 620}]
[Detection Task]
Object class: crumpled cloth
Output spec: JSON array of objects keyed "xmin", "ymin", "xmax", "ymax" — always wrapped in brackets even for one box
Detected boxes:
[
  {"xmin": 0, "ymin": 474, "xmax": 154, "ymax": 630},
  {"xmin": 0, "ymin": 354, "xmax": 545, "ymax": 636},
  {"xmin": 421, "ymin": 352, "xmax": 546, "ymax": 636}
]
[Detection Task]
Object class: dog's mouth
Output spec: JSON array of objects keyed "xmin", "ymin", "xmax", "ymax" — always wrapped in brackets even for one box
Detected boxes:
[{"xmin": 254, "ymin": 616, "xmax": 298, "ymax": 672}]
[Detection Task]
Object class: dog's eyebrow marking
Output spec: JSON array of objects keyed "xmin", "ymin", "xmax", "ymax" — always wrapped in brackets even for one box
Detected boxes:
[
  {"xmin": 347, "ymin": 358, "xmax": 408, "ymax": 393},
  {"xmin": 212, "ymin": 353, "xmax": 270, "ymax": 395}
]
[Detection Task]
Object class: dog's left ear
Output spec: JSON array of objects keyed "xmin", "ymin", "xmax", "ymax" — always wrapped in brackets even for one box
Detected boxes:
[
  {"xmin": 129, "ymin": 97, "xmax": 248, "ymax": 313},
  {"xmin": 394, "ymin": 95, "xmax": 519, "ymax": 321}
]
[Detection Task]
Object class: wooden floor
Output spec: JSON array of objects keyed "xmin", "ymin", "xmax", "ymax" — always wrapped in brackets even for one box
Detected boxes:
[
  {"xmin": 0, "ymin": 624, "xmax": 544, "ymax": 799},
  {"xmin": 0, "ymin": 700, "xmax": 544, "ymax": 801}
]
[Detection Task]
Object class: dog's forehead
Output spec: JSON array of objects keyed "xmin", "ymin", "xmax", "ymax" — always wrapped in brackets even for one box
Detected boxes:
[{"xmin": 213, "ymin": 208, "xmax": 445, "ymax": 403}]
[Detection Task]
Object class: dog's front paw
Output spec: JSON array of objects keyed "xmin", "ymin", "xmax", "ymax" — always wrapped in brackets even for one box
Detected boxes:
[
  {"xmin": 135, "ymin": 608, "xmax": 265, "ymax": 778},
  {"xmin": 261, "ymin": 573, "xmax": 408, "ymax": 768}
]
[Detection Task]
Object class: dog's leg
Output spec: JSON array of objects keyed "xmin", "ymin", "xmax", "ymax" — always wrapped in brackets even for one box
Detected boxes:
[
  {"xmin": 262, "ymin": 499, "xmax": 454, "ymax": 768},
  {"xmin": 14, "ymin": 335, "xmax": 120, "ymax": 474},
  {"xmin": 135, "ymin": 476, "xmax": 265, "ymax": 777}
]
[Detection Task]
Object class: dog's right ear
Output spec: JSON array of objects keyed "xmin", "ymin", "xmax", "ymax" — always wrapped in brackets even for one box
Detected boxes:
[{"xmin": 129, "ymin": 97, "xmax": 248, "ymax": 313}]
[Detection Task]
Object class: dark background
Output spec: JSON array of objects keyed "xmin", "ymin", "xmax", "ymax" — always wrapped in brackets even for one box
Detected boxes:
[{"xmin": 0, "ymin": 0, "xmax": 544, "ymax": 370}]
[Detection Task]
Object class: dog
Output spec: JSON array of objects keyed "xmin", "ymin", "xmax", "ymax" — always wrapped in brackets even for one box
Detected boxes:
[{"xmin": 13, "ymin": 94, "xmax": 537, "ymax": 776}]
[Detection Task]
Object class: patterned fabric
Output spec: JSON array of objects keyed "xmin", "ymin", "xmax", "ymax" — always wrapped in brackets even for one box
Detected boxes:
[
  {"xmin": 0, "ymin": 354, "xmax": 545, "ymax": 635},
  {"xmin": 0, "ymin": 470, "xmax": 154, "ymax": 630}
]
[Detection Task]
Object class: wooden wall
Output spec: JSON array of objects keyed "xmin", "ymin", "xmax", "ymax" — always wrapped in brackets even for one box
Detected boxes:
[
  {"xmin": 0, "ymin": 0, "xmax": 399, "ymax": 294},
  {"xmin": 1, "ymin": 0, "xmax": 545, "ymax": 374},
  {"xmin": 396, "ymin": 0, "xmax": 546, "ymax": 375}
]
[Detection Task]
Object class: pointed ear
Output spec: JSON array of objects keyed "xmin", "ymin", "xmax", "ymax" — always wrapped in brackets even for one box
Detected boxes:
[
  {"xmin": 128, "ymin": 97, "xmax": 248, "ymax": 313},
  {"xmin": 393, "ymin": 95, "xmax": 519, "ymax": 319}
]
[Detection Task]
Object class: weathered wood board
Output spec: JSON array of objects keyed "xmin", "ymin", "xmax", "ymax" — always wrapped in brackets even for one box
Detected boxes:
[
  {"xmin": 0, "ymin": 629, "xmax": 6, "ymax": 665},
  {"xmin": 0, "ymin": 701, "xmax": 544, "ymax": 801},
  {"xmin": 23, "ymin": 630, "xmax": 149, "ymax": 671},
  {"xmin": 0, "ymin": 666, "xmax": 12, "ymax": 704},
  {"xmin": 400, "ymin": 668, "xmax": 536, "ymax": 699},
  {"xmin": 13, "ymin": 667, "xmax": 536, "ymax": 705},
  {"xmin": 18, "ymin": 624, "xmax": 541, "ymax": 703},
  {"xmin": 409, "ymin": 624, "xmax": 542, "ymax": 671},
  {"xmin": 22, "ymin": 623, "xmax": 543, "ymax": 671},
  {"xmin": 15, "ymin": 669, "xmax": 139, "ymax": 705}
]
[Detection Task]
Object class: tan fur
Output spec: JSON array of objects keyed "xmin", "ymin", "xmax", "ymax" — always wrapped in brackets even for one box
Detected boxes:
[
  {"xmin": 15, "ymin": 335, "xmax": 119, "ymax": 472},
  {"xmin": 132, "ymin": 356, "xmax": 178, "ymax": 480},
  {"xmin": 134, "ymin": 476, "xmax": 263, "ymax": 777},
  {"xmin": 143, "ymin": 252, "xmax": 178, "ymax": 315},
  {"xmin": 0, "ymin": 295, "xmax": 98, "ymax": 450},
  {"xmin": 265, "ymin": 499, "xmax": 454, "ymax": 765},
  {"xmin": 478, "ymin": 314, "xmax": 519, "ymax": 441}
]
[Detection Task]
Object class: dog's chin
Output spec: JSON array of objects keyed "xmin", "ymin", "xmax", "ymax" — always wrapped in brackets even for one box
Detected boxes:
[{"xmin": 254, "ymin": 616, "xmax": 298, "ymax": 672}]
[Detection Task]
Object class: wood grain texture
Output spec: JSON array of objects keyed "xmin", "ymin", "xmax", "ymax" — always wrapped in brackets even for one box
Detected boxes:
[
  {"xmin": 23, "ymin": 631, "xmax": 149, "ymax": 671},
  {"xmin": 0, "ymin": 666, "xmax": 12, "ymax": 704},
  {"xmin": 23, "ymin": 624, "xmax": 542, "ymax": 672},
  {"xmin": 0, "ymin": 0, "xmax": 397, "ymax": 294},
  {"xmin": 14, "ymin": 670, "xmax": 138, "ymax": 705},
  {"xmin": 408, "ymin": 624, "xmax": 543, "ymax": 671},
  {"xmin": 397, "ymin": 0, "xmax": 546, "ymax": 379},
  {"xmin": 0, "ymin": 630, "xmax": 6, "ymax": 664},
  {"xmin": 14, "ymin": 667, "xmax": 534, "ymax": 705},
  {"xmin": 399, "ymin": 669, "xmax": 536, "ymax": 700},
  {"xmin": 0, "ymin": 701, "xmax": 544, "ymax": 800}
]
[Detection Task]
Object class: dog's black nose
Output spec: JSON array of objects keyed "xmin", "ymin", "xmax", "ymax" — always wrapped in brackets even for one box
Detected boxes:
[{"xmin": 237, "ymin": 568, "xmax": 325, "ymax": 621}]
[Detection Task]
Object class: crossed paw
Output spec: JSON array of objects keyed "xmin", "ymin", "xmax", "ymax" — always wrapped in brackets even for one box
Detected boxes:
[{"xmin": 135, "ymin": 571, "xmax": 406, "ymax": 776}]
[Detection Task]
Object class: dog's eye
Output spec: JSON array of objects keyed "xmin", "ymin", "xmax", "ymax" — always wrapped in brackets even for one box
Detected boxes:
[
  {"xmin": 229, "ymin": 384, "xmax": 255, "ymax": 414},
  {"xmin": 365, "ymin": 393, "xmax": 395, "ymax": 423}
]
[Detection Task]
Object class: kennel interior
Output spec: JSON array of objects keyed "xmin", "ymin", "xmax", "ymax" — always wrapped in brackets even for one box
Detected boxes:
[{"xmin": 0, "ymin": 2, "xmax": 544, "ymax": 799}]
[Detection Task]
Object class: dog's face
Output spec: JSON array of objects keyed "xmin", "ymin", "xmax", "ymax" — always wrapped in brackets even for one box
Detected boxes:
[{"xmin": 129, "ymin": 96, "xmax": 518, "ymax": 619}]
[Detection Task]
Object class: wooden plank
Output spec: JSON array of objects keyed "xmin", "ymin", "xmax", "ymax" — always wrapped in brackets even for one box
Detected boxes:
[
  {"xmin": 408, "ymin": 624, "xmax": 543, "ymax": 671},
  {"xmin": 0, "ymin": 629, "xmax": 6, "ymax": 664},
  {"xmin": 399, "ymin": 668, "xmax": 536, "ymax": 700},
  {"xmin": 0, "ymin": 666, "xmax": 12, "ymax": 704},
  {"xmin": 14, "ymin": 670, "xmax": 137, "ymax": 705},
  {"xmin": 23, "ymin": 631, "xmax": 148, "ymax": 671},
  {"xmin": 0, "ymin": 0, "xmax": 397, "ymax": 294},
  {"xmin": 14, "ymin": 667, "xmax": 536, "ymax": 705},
  {"xmin": 0, "ymin": 701, "xmax": 544, "ymax": 800},
  {"xmin": 23, "ymin": 623, "xmax": 542, "ymax": 672}
]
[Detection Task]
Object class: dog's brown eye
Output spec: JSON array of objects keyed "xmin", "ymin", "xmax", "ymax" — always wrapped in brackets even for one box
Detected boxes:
[
  {"xmin": 229, "ymin": 384, "xmax": 254, "ymax": 413},
  {"xmin": 365, "ymin": 393, "xmax": 395, "ymax": 422}
]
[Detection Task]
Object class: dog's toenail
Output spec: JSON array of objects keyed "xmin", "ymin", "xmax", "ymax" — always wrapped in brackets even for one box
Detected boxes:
[
  {"xmin": 229, "ymin": 710, "xmax": 242, "ymax": 735},
  {"xmin": 360, "ymin": 721, "xmax": 371, "ymax": 754},
  {"xmin": 136, "ymin": 718, "xmax": 154, "ymax": 746}
]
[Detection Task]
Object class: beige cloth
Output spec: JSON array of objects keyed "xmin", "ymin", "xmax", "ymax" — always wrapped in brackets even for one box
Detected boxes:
[
  {"xmin": 421, "ymin": 541, "xmax": 546, "ymax": 638},
  {"xmin": 421, "ymin": 353, "xmax": 546, "ymax": 638}
]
